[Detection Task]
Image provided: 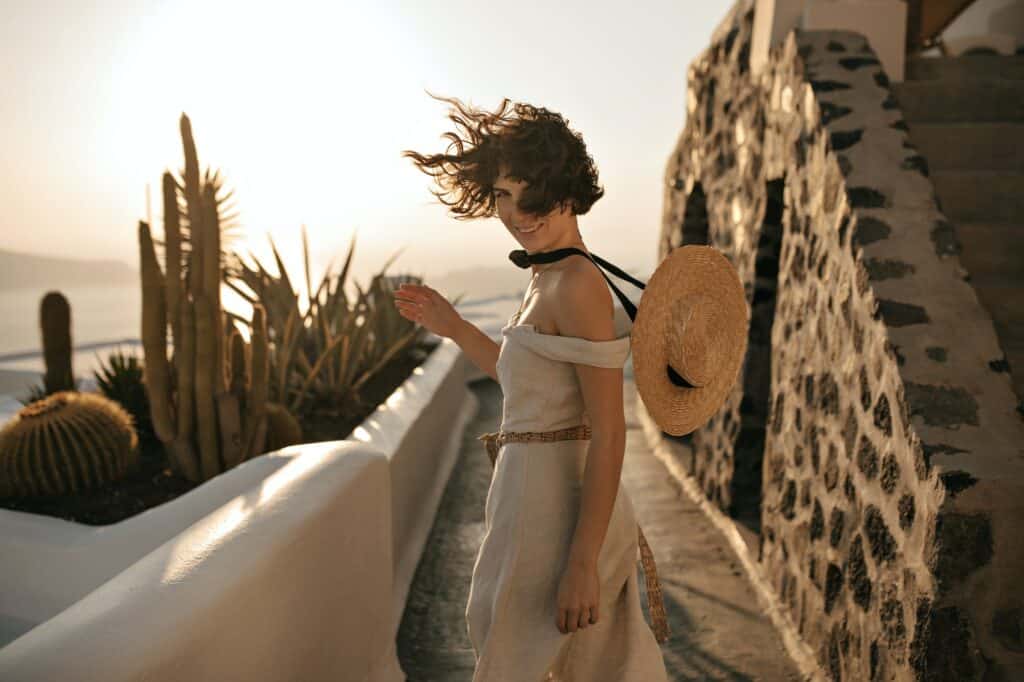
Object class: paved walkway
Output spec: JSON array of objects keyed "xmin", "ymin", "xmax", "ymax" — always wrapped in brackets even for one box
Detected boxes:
[{"xmin": 396, "ymin": 376, "xmax": 803, "ymax": 681}]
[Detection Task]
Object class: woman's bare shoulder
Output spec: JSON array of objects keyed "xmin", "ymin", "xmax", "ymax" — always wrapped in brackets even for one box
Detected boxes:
[{"xmin": 548, "ymin": 257, "xmax": 615, "ymax": 338}]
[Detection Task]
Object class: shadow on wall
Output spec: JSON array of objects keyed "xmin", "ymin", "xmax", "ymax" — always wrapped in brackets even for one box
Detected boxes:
[{"xmin": 731, "ymin": 178, "xmax": 786, "ymax": 536}]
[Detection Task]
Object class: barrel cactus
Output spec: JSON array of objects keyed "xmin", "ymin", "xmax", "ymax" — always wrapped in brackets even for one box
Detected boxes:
[{"xmin": 0, "ymin": 391, "xmax": 139, "ymax": 497}]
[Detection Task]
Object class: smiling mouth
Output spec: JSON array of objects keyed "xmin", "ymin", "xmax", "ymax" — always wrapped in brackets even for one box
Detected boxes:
[{"xmin": 514, "ymin": 222, "xmax": 542, "ymax": 233}]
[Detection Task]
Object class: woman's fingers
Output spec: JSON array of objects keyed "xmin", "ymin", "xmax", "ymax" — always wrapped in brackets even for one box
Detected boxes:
[
  {"xmin": 557, "ymin": 605, "xmax": 600, "ymax": 634},
  {"xmin": 393, "ymin": 288, "xmax": 428, "ymax": 304}
]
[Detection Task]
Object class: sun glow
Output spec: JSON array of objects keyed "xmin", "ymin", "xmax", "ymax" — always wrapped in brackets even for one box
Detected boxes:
[{"xmin": 101, "ymin": 0, "xmax": 452, "ymax": 283}]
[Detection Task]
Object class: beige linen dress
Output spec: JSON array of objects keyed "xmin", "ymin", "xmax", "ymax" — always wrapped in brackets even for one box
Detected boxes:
[{"xmin": 466, "ymin": 304, "xmax": 670, "ymax": 682}]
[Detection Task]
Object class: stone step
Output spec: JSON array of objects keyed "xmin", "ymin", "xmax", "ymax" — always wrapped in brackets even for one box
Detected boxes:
[
  {"xmin": 931, "ymin": 171, "xmax": 1024, "ymax": 222},
  {"xmin": 890, "ymin": 79, "xmax": 1024, "ymax": 123},
  {"xmin": 904, "ymin": 55, "xmax": 1024, "ymax": 81},
  {"xmin": 955, "ymin": 223, "xmax": 1024, "ymax": 280},
  {"xmin": 906, "ymin": 123, "xmax": 1024, "ymax": 172}
]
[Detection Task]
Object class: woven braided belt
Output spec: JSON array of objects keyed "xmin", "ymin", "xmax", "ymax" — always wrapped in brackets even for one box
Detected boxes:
[{"xmin": 477, "ymin": 424, "xmax": 671, "ymax": 644}]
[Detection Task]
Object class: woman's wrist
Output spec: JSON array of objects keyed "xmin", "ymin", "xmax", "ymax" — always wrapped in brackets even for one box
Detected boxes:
[
  {"xmin": 448, "ymin": 315, "xmax": 473, "ymax": 344},
  {"xmin": 567, "ymin": 542, "xmax": 599, "ymax": 569}
]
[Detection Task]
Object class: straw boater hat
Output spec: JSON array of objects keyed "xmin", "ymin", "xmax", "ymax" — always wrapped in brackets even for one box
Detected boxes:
[{"xmin": 629, "ymin": 245, "xmax": 749, "ymax": 436}]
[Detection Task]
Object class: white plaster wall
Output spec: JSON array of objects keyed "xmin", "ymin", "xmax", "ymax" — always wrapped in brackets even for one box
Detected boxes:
[
  {"xmin": 0, "ymin": 332, "xmax": 483, "ymax": 680},
  {"xmin": 349, "ymin": 338, "xmax": 479, "ymax": 635},
  {"xmin": 941, "ymin": 0, "xmax": 1024, "ymax": 47},
  {"xmin": 803, "ymin": 1, "xmax": 908, "ymax": 79},
  {"xmin": 0, "ymin": 444, "xmax": 403, "ymax": 682}
]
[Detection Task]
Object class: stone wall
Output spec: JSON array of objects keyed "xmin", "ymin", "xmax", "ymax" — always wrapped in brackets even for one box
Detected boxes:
[{"xmin": 660, "ymin": 6, "xmax": 1024, "ymax": 680}]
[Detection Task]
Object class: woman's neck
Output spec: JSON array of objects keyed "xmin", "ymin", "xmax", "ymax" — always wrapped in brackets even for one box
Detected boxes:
[{"xmin": 527, "ymin": 230, "xmax": 589, "ymax": 275}]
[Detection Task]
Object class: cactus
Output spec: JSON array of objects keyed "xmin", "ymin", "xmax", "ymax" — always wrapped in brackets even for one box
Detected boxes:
[
  {"xmin": 94, "ymin": 349, "xmax": 159, "ymax": 455},
  {"xmin": 138, "ymin": 113, "xmax": 271, "ymax": 483},
  {"xmin": 0, "ymin": 391, "xmax": 139, "ymax": 497},
  {"xmin": 40, "ymin": 291, "xmax": 75, "ymax": 394},
  {"xmin": 264, "ymin": 402, "xmax": 303, "ymax": 452}
]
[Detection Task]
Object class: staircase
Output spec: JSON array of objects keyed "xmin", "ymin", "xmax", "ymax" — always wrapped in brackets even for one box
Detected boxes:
[{"xmin": 892, "ymin": 54, "xmax": 1024, "ymax": 405}]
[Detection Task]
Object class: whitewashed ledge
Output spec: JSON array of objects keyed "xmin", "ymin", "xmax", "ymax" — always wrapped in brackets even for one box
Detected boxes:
[{"xmin": 0, "ymin": 331, "xmax": 483, "ymax": 682}]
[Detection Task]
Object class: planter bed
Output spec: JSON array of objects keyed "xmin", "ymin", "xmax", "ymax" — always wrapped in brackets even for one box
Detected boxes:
[{"xmin": 0, "ymin": 334, "xmax": 478, "ymax": 682}]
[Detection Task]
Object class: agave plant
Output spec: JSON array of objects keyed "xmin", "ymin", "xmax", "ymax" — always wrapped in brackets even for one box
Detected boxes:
[
  {"xmin": 224, "ymin": 226, "xmax": 452, "ymax": 420},
  {"xmin": 93, "ymin": 348, "xmax": 160, "ymax": 456}
]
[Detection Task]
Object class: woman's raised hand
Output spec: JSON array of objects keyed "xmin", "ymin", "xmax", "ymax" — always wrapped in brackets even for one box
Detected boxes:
[{"xmin": 393, "ymin": 283, "xmax": 464, "ymax": 339}]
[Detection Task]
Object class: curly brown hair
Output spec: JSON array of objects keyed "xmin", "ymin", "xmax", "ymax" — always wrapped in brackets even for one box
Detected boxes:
[{"xmin": 401, "ymin": 91, "xmax": 604, "ymax": 221}]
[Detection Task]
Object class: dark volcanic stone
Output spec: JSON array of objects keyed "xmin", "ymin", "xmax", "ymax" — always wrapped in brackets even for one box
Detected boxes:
[
  {"xmin": 836, "ymin": 153, "xmax": 853, "ymax": 177},
  {"xmin": 853, "ymin": 215, "xmax": 892, "ymax": 246},
  {"xmin": 848, "ymin": 186, "xmax": 887, "ymax": 208},
  {"xmin": 811, "ymin": 499, "xmax": 825, "ymax": 541},
  {"xmin": 874, "ymin": 394, "xmax": 893, "ymax": 436},
  {"xmin": 989, "ymin": 356, "xmax": 1010, "ymax": 373},
  {"xmin": 901, "ymin": 154, "xmax": 929, "ymax": 176},
  {"xmin": 825, "ymin": 563, "xmax": 844, "ymax": 613},
  {"xmin": 926, "ymin": 346, "xmax": 948, "ymax": 362},
  {"xmin": 826, "ymin": 40, "xmax": 846, "ymax": 52},
  {"xmin": 860, "ymin": 367, "xmax": 873, "ymax": 411},
  {"xmin": 876, "ymin": 299, "xmax": 930, "ymax": 326},
  {"xmin": 810, "ymin": 79, "xmax": 852, "ymax": 92},
  {"xmin": 864, "ymin": 258, "xmax": 915, "ymax": 280},
  {"xmin": 857, "ymin": 436, "xmax": 880, "ymax": 479},
  {"xmin": 772, "ymin": 392, "xmax": 785, "ymax": 434},
  {"xmin": 880, "ymin": 598, "xmax": 906, "ymax": 645},
  {"xmin": 936, "ymin": 513, "xmax": 994, "ymax": 590},
  {"xmin": 824, "ymin": 444, "xmax": 840, "ymax": 492},
  {"xmin": 940, "ymin": 470, "xmax": 978, "ymax": 498},
  {"xmin": 819, "ymin": 372, "xmax": 840, "ymax": 415},
  {"xmin": 839, "ymin": 56, "xmax": 880, "ymax": 70},
  {"xmin": 909, "ymin": 597, "xmax": 931, "ymax": 673},
  {"xmin": 880, "ymin": 454, "xmax": 900, "ymax": 494},
  {"xmin": 828, "ymin": 627, "xmax": 841, "ymax": 679},
  {"xmin": 819, "ymin": 101, "xmax": 853, "ymax": 125},
  {"xmin": 810, "ymin": 428, "xmax": 822, "ymax": 473},
  {"xmin": 898, "ymin": 494, "xmax": 916, "ymax": 530},
  {"xmin": 829, "ymin": 508, "xmax": 845, "ymax": 547},
  {"xmin": 780, "ymin": 479, "xmax": 797, "ymax": 520},
  {"xmin": 864, "ymin": 505, "xmax": 897, "ymax": 563},
  {"xmin": 922, "ymin": 606, "xmax": 976, "ymax": 680},
  {"xmin": 903, "ymin": 382, "xmax": 980, "ymax": 427},
  {"xmin": 830, "ymin": 129, "xmax": 863, "ymax": 151},
  {"xmin": 847, "ymin": 535, "xmax": 872, "ymax": 610}
]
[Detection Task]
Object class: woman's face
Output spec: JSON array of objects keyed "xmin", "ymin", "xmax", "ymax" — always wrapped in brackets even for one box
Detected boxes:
[{"xmin": 492, "ymin": 169, "xmax": 554, "ymax": 246}]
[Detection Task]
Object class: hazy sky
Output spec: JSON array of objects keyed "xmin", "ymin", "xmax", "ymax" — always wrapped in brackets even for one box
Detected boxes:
[{"xmin": 1, "ymin": 0, "xmax": 731, "ymax": 285}]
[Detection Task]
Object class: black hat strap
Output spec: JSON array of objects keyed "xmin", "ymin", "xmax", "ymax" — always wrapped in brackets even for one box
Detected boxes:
[{"xmin": 508, "ymin": 247, "xmax": 647, "ymax": 322}]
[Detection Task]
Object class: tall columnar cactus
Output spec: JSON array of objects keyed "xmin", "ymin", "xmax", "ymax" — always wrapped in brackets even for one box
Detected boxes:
[
  {"xmin": 40, "ymin": 291, "xmax": 74, "ymax": 394},
  {"xmin": 0, "ymin": 391, "xmax": 139, "ymax": 497},
  {"xmin": 138, "ymin": 113, "xmax": 270, "ymax": 483}
]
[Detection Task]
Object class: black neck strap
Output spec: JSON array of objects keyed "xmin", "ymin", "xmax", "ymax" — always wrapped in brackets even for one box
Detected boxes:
[{"xmin": 508, "ymin": 247, "xmax": 646, "ymax": 322}]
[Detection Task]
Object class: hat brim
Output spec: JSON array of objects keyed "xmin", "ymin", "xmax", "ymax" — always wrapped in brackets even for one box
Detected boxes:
[{"xmin": 630, "ymin": 245, "xmax": 749, "ymax": 436}]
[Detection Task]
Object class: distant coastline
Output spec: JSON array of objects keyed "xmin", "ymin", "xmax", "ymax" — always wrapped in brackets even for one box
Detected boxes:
[{"xmin": 0, "ymin": 248, "xmax": 136, "ymax": 291}]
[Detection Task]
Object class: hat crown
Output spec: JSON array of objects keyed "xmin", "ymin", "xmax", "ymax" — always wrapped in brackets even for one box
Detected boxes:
[{"xmin": 665, "ymin": 294, "xmax": 722, "ymax": 388}]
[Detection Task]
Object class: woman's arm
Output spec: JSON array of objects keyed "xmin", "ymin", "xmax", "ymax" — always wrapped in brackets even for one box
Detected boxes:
[
  {"xmin": 393, "ymin": 283, "xmax": 501, "ymax": 382},
  {"xmin": 549, "ymin": 260, "xmax": 626, "ymax": 634}
]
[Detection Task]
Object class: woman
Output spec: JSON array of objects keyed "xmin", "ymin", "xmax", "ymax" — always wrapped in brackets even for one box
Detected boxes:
[{"xmin": 396, "ymin": 94, "xmax": 669, "ymax": 681}]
